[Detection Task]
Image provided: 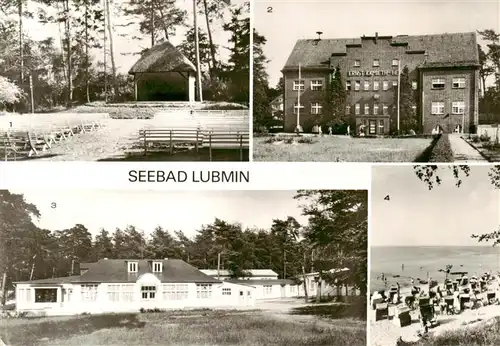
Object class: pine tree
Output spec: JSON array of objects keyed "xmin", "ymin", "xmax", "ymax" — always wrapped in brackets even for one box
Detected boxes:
[
  {"xmin": 323, "ymin": 65, "xmax": 347, "ymax": 127},
  {"xmin": 394, "ymin": 65, "xmax": 418, "ymax": 134}
]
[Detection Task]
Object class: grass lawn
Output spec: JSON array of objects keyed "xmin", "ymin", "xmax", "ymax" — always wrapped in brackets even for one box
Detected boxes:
[
  {"xmin": 253, "ymin": 135, "xmax": 433, "ymax": 162},
  {"xmin": 0, "ymin": 309, "xmax": 366, "ymax": 346}
]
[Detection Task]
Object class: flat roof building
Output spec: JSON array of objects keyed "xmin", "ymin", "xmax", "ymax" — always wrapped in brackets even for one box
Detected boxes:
[{"xmin": 282, "ymin": 32, "xmax": 480, "ymax": 134}]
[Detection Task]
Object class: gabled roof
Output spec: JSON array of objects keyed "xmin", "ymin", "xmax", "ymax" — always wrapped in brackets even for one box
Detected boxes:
[
  {"xmin": 129, "ymin": 41, "xmax": 196, "ymax": 74},
  {"xmin": 200, "ymin": 269, "xmax": 279, "ymax": 277},
  {"xmin": 283, "ymin": 32, "xmax": 479, "ymax": 70},
  {"xmin": 15, "ymin": 259, "xmax": 220, "ymax": 284}
]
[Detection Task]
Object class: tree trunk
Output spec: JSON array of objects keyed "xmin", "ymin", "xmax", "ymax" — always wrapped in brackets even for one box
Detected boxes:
[
  {"xmin": 18, "ymin": 0, "xmax": 24, "ymax": 84},
  {"xmin": 202, "ymin": 0, "xmax": 216, "ymax": 76},
  {"xmin": 105, "ymin": 0, "xmax": 118, "ymax": 100},
  {"xmin": 283, "ymin": 249, "xmax": 286, "ymax": 279},
  {"xmin": 302, "ymin": 252, "xmax": 308, "ymax": 303},
  {"xmin": 64, "ymin": 0, "xmax": 73, "ymax": 107},
  {"xmin": 150, "ymin": 0, "xmax": 155, "ymax": 47},
  {"xmin": 85, "ymin": 0, "xmax": 90, "ymax": 103},
  {"xmin": 193, "ymin": 0, "xmax": 203, "ymax": 101},
  {"xmin": 103, "ymin": 0, "xmax": 107, "ymax": 102},
  {"xmin": 1, "ymin": 271, "xmax": 6, "ymax": 307}
]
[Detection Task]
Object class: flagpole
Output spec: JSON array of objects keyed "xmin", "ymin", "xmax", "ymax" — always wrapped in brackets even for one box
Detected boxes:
[
  {"xmin": 297, "ymin": 63, "xmax": 301, "ymax": 131},
  {"xmin": 397, "ymin": 60, "xmax": 401, "ymax": 134}
]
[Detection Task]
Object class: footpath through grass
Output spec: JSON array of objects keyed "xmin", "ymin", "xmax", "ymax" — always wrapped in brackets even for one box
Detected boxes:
[{"xmin": 0, "ymin": 308, "xmax": 366, "ymax": 346}]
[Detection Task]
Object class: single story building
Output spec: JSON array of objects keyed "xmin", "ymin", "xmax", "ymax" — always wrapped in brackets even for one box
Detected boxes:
[
  {"xmin": 199, "ymin": 269, "xmax": 279, "ymax": 280},
  {"xmin": 129, "ymin": 41, "xmax": 197, "ymax": 102},
  {"xmin": 14, "ymin": 258, "xmax": 255, "ymax": 316}
]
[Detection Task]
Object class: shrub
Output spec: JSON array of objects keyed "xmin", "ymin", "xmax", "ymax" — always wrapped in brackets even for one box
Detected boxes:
[
  {"xmin": 429, "ymin": 134, "xmax": 454, "ymax": 162},
  {"xmin": 470, "ymin": 135, "xmax": 480, "ymax": 143},
  {"xmin": 297, "ymin": 137, "xmax": 315, "ymax": 144},
  {"xmin": 482, "ymin": 142, "xmax": 500, "ymax": 150},
  {"xmin": 480, "ymin": 133, "xmax": 491, "ymax": 142}
]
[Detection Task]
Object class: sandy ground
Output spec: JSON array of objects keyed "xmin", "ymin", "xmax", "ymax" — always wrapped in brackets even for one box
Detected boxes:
[{"xmin": 370, "ymin": 282, "xmax": 500, "ymax": 346}]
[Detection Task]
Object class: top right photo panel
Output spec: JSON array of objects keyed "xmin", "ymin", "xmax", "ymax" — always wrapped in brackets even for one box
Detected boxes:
[{"xmin": 253, "ymin": 1, "xmax": 500, "ymax": 163}]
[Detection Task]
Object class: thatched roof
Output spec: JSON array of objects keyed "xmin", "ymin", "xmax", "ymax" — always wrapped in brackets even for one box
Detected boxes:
[{"xmin": 129, "ymin": 41, "xmax": 196, "ymax": 74}]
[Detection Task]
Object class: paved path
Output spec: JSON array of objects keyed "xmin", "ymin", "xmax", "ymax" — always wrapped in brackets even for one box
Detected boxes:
[{"xmin": 448, "ymin": 134, "xmax": 488, "ymax": 162}]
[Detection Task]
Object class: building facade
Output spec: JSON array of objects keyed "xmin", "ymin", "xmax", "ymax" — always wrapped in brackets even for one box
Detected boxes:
[
  {"xmin": 15, "ymin": 259, "xmax": 255, "ymax": 317},
  {"xmin": 282, "ymin": 32, "xmax": 480, "ymax": 134}
]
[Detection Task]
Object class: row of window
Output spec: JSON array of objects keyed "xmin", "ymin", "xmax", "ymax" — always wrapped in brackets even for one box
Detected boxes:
[
  {"xmin": 292, "ymin": 77, "xmax": 466, "ymax": 92},
  {"xmin": 292, "ymin": 101, "xmax": 467, "ymax": 115},
  {"xmin": 431, "ymin": 101, "xmax": 465, "ymax": 115},
  {"xmin": 353, "ymin": 58, "xmax": 400, "ymax": 68},
  {"xmin": 127, "ymin": 261, "xmax": 163, "ymax": 273}
]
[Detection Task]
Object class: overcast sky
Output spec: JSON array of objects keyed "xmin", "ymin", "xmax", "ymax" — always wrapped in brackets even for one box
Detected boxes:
[
  {"xmin": 255, "ymin": 0, "xmax": 500, "ymax": 87},
  {"xmin": 9, "ymin": 190, "xmax": 308, "ymax": 238},
  {"xmin": 20, "ymin": 0, "xmax": 246, "ymax": 74},
  {"xmin": 371, "ymin": 165, "xmax": 500, "ymax": 247}
]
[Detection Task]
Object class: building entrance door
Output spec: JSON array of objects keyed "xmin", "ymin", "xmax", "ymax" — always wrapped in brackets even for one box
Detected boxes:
[{"xmin": 368, "ymin": 120, "xmax": 377, "ymax": 135}]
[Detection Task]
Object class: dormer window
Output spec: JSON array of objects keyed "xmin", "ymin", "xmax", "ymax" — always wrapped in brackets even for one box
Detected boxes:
[
  {"xmin": 153, "ymin": 261, "xmax": 163, "ymax": 272},
  {"xmin": 128, "ymin": 261, "xmax": 138, "ymax": 273}
]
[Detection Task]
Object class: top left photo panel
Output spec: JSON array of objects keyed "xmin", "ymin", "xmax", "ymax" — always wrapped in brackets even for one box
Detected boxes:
[{"xmin": 0, "ymin": 0, "xmax": 250, "ymax": 162}]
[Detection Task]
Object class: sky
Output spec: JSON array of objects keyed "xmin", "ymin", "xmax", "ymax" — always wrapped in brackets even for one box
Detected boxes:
[
  {"xmin": 371, "ymin": 165, "xmax": 500, "ymax": 247},
  {"xmin": 254, "ymin": 0, "xmax": 500, "ymax": 87},
  {"xmin": 20, "ymin": 0, "xmax": 246, "ymax": 74},
  {"xmin": 9, "ymin": 189, "xmax": 308, "ymax": 238}
]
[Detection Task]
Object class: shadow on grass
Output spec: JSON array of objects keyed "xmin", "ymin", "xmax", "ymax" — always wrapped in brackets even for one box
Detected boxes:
[
  {"xmin": 98, "ymin": 149, "xmax": 250, "ymax": 162},
  {"xmin": 290, "ymin": 298, "xmax": 367, "ymax": 320},
  {"xmin": 414, "ymin": 135, "xmax": 440, "ymax": 162},
  {"xmin": 0, "ymin": 313, "xmax": 145, "ymax": 345}
]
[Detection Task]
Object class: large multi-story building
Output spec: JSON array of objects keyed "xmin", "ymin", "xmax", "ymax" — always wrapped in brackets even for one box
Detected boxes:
[{"xmin": 281, "ymin": 32, "xmax": 480, "ymax": 134}]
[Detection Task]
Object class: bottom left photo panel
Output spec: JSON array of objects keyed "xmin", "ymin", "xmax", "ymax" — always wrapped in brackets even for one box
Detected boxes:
[{"xmin": 0, "ymin": 189, "xmax": 367, "ymax": 346}]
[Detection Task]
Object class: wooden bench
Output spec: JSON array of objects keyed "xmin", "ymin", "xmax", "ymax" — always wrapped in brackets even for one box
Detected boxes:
[
  {"xmin": 139, "ymin": 128, "xmax": 204, "ymax": 155},
  {"xmin": 0, "ymin": 131, "xmax": 50, "ymax": 160},
  {"xmin": 203, "ymin": 131, "xmax": 249, "ymax": 161}
]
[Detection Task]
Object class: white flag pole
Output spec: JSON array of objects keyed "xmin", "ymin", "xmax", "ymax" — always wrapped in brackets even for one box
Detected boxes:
[
  {"xmin": 397, "ymin": 59, "xmax": 401, "ymax": 134},
  {"xmin": 297, "ymin": 63, "xmax": 301, "ymax": 131}
]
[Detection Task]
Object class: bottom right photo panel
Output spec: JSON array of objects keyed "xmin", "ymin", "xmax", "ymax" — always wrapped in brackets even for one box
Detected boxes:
[{"xmin": 370, "ymin": 164, "xmax": 500, "ymax": 346}]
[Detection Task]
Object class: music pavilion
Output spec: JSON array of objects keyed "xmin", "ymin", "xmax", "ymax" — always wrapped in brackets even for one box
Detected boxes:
[{"xmin": 281, "ymin": 32, "xmax": 480, "ymax": 134}]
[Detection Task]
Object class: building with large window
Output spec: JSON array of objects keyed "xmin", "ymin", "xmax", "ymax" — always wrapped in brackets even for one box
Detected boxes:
[
  {"xmin": 14, "ymin": 258, "xmax": 255, "ymax": 316},
  {"xmin": 282, "ymin": 32, "xmax": 480, "ymax": 134}
]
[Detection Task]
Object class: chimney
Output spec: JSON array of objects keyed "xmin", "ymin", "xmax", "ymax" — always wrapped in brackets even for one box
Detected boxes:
[
  {"xmin": 375, "ymin": 32, "xmax": 378, "ymax": 43},
  {"xmin": 316, "ymin": 31, "xmax": 323, "ymax": 41}
]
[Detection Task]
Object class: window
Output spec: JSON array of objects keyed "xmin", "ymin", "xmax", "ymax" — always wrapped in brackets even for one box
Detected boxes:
[
  {"xmin": 153, "ymin": 261, "xmax": 162, "ymax": 273},
  {"xmin": 290, "ymin": 285, "xmax": 295, "ymax": 293},
  {"xmin": 431, "ymin": 78, "xmax": 445, "ymax": 89},
  {"xmin": 222, "ymin": 288, "xmax": 232, "ymax": 296},
  {"xmin": 196, "ymin": 284, "xmax": 212, "ymax": 299},
  {"xmin": 373, "ymin": 81, "xmax": 380, "ymax": 91},
  {"xmin": 373, "ymin": 104, "xmax": 379, "ymax": 115},
  {"xmin": 163, "ymin": 283, "xmax": 188, "ymax": 300},
  {"xmin": 346, "ymin": 105, "xmax": 351, "ymax": 115},
  {"xmin": 34, "ymin": 288, "xmax": 57, "ymax": 303},
  {"xmin": 107, "ymin": 284, "xmax": 120, "ymax": 302},
  {"xmin": 452, "ymin": 77, "xmax": 466, "ymax": 89},
  {"xmin": 364, "ymin": 104, "xmax": 370, "ymax": 115},
  {"xmin": 364, "ymin": 81, "xmax": 370, "ymax": 91},
  {"xmin": 311, "ymin": 102, "xmax": 322, "ymax": 115},
  {"xmin": 17, "ymin": 288, "xmax": 31, "ymax": 302},
  {"xmin": 128, "ymin": 261, "xmax": 138, "ymax": 273},
  {"xmin": 247, "ymin": 291, "xmax": 251, "ymax": 296},
  {"xmin": 412, "ymin": 81, "xmax": 418, "ymax": 90},
  {"xmin": 293, "ymin": 80, "xmax": 305, "ymax": 91},
  {"xmin": 392, "ymin": 59, "xmax": 399, "ymax": 67},
  {"xmin": 373, "ymin": 59, "xmax": 380, "ymax": 67},
  {"xmin": 81, "ymin": 284, "xmax": 98, "ymax": 301},
  {"xmin": 355, "ymin": 104, "xmax": 360, "ymax": 115},
  {"xmin": 121, "ymin": 284, "xmax": 135, "ymax": 302},
  {"xmin": 431, "ymin": 102, "xmax": 445, "ymax": 115},
  {"xmin": 263, "ymin": 285, "xmax": 273, "ymax": 295},
  {"xmin": 354, "ymin": 59, "xmax": 360, "ymax": 67},
  {"xmin": 346, "ymin": 81, "xmax": 352, "ymax": 91},
  {"xmin": 383, "ymin": 104, "xmax": 388, "ymax": 115},
  {"xmin": 354, "ymin": 81, "xmax": 360, "ymax": 91},
  {"xmin": 379, "ymin": 120, "xmax": 385, "ymax": 130},
  {"xmin": 141, "ymin": 286, "xmax": 156, "ymax": 300},
  {"xmin": 452, "ymin": 101, "xmax": 465, "ymax": 114},
  {"xmin": 383, "ymin": 81, "xmax": 389, "ymax": 91},
  {"xmin": 309, "ymin": 280, "xmax": 315, "ymax": 291},
  {"xmin": 239, "ymin": 291, "xmax": 244, "ymax": 296},
  {"xmin": 392, "ymin": 81, "xmax": 398, "ymax": 88},
  {"xmin": 310, "ymin": 80, "xmax": 323, "ymax": 91},
  {"xmin": 293, "ymin": 102, "xmax": 304, "ymax": 114}
]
